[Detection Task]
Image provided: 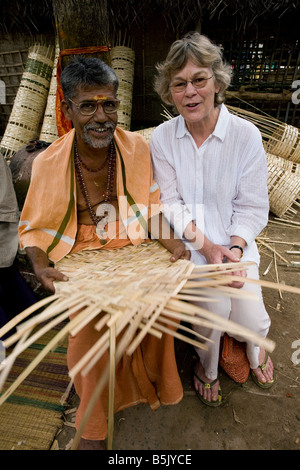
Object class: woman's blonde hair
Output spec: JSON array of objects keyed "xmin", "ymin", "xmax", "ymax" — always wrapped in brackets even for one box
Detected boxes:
[{"xmin": 154, "ymin": 32, "xmax": 232, "ymax": 106}]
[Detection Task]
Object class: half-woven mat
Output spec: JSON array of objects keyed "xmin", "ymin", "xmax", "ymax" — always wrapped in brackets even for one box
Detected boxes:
[
  {"xmin": 0, "ymin": 324, "xmax": 71, "ymax": 450},
  {"xmin": 2, "ymin": 241, "xmax": 300, "ymax": 449}
]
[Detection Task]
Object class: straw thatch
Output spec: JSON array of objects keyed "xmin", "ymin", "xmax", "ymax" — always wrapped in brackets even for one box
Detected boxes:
[
  {"xmin": 0, "ymin": 0, "xmax": 298, "ymax": 35},
  {"xmin": 107, "ymin": 0, "xmax": 300, "ymax": 34},
  {"xmin": 0, "ymin": 44, "xmax": 55, "ymax": 160},
  {"xmin": 2, "ymin": 240, "xmax": 299, "ymax": 448}
]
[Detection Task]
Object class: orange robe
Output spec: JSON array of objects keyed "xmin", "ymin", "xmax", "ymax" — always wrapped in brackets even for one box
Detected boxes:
[{"xmin": 67, "ymin": 224, "xmax": 183, "ymax": 440}]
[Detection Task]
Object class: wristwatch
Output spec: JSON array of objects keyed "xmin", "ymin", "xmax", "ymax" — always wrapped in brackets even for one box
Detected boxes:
[{"xmin": 229, "ymin": 245, "xmax": 243, "ymax": 257}]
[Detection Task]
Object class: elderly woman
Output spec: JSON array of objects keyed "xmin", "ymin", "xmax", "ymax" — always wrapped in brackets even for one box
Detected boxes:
[{"xmin": 150, "ymin": 32, "xmax": 274, "ymax": 407}]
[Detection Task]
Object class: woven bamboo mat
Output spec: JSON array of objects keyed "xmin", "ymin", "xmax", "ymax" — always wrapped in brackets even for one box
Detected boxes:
[{"xmin": 0, "ymin": 325, "xmax": 71, "ymax": 450}]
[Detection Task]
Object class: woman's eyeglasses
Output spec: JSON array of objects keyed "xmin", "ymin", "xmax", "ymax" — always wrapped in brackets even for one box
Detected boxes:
[
  {"xmin": 170, "ymin": 76, "xmax": 213, "ymax": 93},
  {"xmin": 68, "ymin": 98, "xmax": 120, "ymax": 115}
]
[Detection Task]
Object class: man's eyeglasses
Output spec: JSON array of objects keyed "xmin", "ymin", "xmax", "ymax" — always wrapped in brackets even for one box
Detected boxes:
[
  {"xmin": 68, "ymin": 98, "xmax": 120, "ymax": 115},
  {"xmin": 170, "ymin": 76, "xmax": 214, "ymax": 93}
]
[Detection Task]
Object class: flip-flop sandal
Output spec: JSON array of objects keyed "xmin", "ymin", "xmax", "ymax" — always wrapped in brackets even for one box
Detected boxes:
[
  {"xmin": 251, "ymin": 352, "xmax": 275, "ymax": 389},
  {"xmin": 193, "ymin": 372, "xmax": 222, "ymax": 407}
]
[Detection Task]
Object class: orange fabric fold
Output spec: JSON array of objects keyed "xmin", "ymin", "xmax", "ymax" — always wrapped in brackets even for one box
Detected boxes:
[{"xmin": 19, "ymin": 127, "xmax": 162, "ymax": 262}]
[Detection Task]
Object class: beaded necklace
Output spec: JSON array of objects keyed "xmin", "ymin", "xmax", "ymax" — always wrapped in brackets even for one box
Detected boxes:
[
  {"xmin": 74, "ymin": 139, "xmax": 116, "ymax": 226},
  {"xmin": 76, "ymin": 149, "xmax": 109, "ymax": 173}
]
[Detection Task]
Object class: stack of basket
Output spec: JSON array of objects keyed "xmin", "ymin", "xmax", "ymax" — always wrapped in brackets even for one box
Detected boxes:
[
  {"xmin": 0, "ymin": 44, "xmax": 55, "ymax": 161},
  {"xmin": 39, "ymin": 43, "xmax": 60, "ymax": 144},
  {"xmin": 228, "ymin": 106, "xmax": 300, "ymax": 218}
]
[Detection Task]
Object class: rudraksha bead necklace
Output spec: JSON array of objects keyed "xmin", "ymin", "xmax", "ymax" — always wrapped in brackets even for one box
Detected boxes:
[{"xmin": 74, "ymin": 139, "xmax": 116, "ymax": 226}]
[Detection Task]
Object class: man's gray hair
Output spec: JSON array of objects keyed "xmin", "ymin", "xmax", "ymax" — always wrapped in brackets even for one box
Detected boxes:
[{"xmin": 61, "ymin": 56, "xmax": 119, "ymax": 101}]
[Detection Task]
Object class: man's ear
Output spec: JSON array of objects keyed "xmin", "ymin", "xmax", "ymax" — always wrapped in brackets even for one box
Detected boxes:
[{"xmin": 61, "ymin": 99, "xmax": 72, "ymax": 121}]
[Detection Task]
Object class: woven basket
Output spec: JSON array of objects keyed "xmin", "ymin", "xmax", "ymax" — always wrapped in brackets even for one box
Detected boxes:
[
  {"xmin": 228, "ymin": 105, "xmax": 300, "ymax": 163},
  {"xmin": 39, "ymin": 44, "xmax": 60, "ymax": 143},
  {"xmin": 266, "ymin": 152, "xmax": 300, "ymax": 176},
  {"xmin": 0, "ymin": 44, "xmax": 54, "ymax": 160},
  {"xmin": 111, "ymin": 46, "xmax": 135, "ymax": 131},
  {"xmin": 265, "ymin": 123, "xmax": 299, "ymax": 161},
  {"xmin": 267, "ymin": 160, "xmax": 300, "ymax": 218},
  {"xmin": 289, "ymin": 132, "xmax": 300, "ymax": 164}
]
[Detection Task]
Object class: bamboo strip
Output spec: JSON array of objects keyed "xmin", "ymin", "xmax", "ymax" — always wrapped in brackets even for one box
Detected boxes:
[
  {"xmin": 165, "ymin": 299, "xmax": 275, "ymax": 352},
  {"xmin": 152, "ymin": 321, "xmax": 207, "ymax": 350},
  {"xmin": 126, "ymin": 301, "xmax": 173, "ymax": 356},
  {"xmin": 158, "ymin": 315, "xmax": 214, "ymax": 343},
  {"xmin": 179, "ymin": 286, "xmax": 258, "ymax": 299},
  {"xmin": 212, "ymin": 275, "xmax": 300, "ymax": 295},
  {"xmin": 174, "ymin": 294, "xmax": 219, "ymax": 302},
  {"xmin": 3, "ymin": 297, "xmax": 87, "ymax": 349},
  {"xmin": 107, "ymin": 321, "xmax": 116, "ymax": 450},
  {"xmin": 0, "ymin": 294, "xmax": 59, "ymax": 339},
  {"xmin": 273, "ymin": 251, "xmax": 283, "ymax": 299},
  {"xmin": 256, "ymin": 239, "xmax": 290, "ymax": 263},
  {"xmin": 191, "ymin": 261, "xmax": 255, "ymax": 272},
  {"xmin": 71, "ymin": 303, "xmax": 148, "ymax": 450},
  {"xmin": 0, "ymin": 313, "xmax": 83, "ymax": 404},
  {"xmin": 0, "ymin": 327, "xmax": 33, "ymax": 391}
]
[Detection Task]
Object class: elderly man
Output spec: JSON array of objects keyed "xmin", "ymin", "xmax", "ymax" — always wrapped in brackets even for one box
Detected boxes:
[{"xmin": 19, "ymin": 56, "xmax": 189, "ymax": 449}]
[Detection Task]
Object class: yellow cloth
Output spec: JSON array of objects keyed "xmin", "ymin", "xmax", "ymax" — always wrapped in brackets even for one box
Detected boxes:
[{"xmin": 19, "ymin": 127, "xmax": 162, "ymax": 262}]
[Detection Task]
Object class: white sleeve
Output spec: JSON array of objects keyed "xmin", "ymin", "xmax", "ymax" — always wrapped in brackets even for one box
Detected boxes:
[{"xmin": 229, "ymin": 127, "xmax": 269, "ymax": 245}]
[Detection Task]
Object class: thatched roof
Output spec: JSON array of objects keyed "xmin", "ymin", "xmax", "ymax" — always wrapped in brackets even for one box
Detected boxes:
[
  {"xmin": 0, "ymin": 0, "xmax": 299, "ymax": 35},
  {"xmin": 108, "ymin": 0, "xmax": 300, "ymax": 32}
]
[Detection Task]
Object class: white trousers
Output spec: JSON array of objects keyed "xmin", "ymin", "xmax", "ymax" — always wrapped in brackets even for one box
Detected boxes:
[{"xmin": 192, "ymin": 264, "xmax": 271, "ymax": 380}]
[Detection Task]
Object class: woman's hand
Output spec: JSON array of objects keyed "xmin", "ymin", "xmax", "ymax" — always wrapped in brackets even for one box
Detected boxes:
[
  {"xmin": 225, "ymin": 245, "xmax": 246, "ymax": 289},
  {"xmin": 200, "ymin": 240, "xmax": 246, "ymax": 289}
]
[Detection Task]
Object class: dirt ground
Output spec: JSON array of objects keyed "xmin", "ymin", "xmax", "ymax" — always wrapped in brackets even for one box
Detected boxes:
[{"xmin": 53, "ymin": 213, "xmax": 300, "ymax": 452}]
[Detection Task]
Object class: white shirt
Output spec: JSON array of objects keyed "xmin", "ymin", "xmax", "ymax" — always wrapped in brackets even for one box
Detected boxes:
[{"xmin": 150, "ymin": 104, "xmax": 269, "ymax": 264}]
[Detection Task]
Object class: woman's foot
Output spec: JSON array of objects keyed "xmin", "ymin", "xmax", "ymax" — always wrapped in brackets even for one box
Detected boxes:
[
  {"xmin": 193, "ymin": 359, "xmax": 222, "ymax": 406},
  {"xmin": 78, "ymin": 438, "xmax": 106, "ymax": 450},
  {"xmin": 251, "ymin": 348, "xmax": 275, "ymax": 388}
]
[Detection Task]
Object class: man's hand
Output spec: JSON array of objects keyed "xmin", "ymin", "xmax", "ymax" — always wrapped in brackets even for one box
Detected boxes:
[
  {"xmin": 148, "ymin": 212, "xmax": 191, "ymax": 263},
  {"xmin": 170, "ymin": 244, "xmax": 191, "ymax": 262},
  {"xmin": 34, "ymin": 266, "xmax": 69, "ymax": 293},
  {"xmin": 25, "ymin": 246, "xmax": 68, "ymax": 293}
]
